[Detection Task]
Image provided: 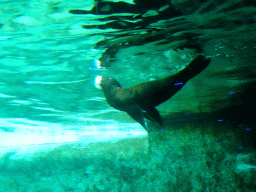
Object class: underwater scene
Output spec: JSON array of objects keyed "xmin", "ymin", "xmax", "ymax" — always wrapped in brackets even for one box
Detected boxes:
[{"xmin": 0, "ymin": 0, "xmax": 255, "ymax": 191}]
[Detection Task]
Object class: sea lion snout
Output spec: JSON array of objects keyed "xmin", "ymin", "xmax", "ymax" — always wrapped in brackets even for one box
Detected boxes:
[{"xmin": 95, "ymin": 76, "xmax": 103, "ymax": 89}]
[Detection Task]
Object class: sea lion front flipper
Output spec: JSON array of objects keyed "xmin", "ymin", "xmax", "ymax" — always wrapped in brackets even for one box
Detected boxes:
[
  {"xmin": 126, "ymin": 106, "xmax": 162, "ymax": 132},
  {"xmin": 125, "ymin": 105, "xmax": 147, "ymax": 130},
  {"xmin": 141, "ymin": 107, "xmax": 163, "ymax": 127}
]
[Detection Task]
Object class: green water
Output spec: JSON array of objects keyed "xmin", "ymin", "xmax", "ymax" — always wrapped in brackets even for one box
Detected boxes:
[{"xmin": 0, "ymin": 0, "xmax": 256, "ymax": 191}]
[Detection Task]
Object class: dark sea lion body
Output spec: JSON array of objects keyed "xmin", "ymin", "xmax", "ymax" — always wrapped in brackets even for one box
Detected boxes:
[{"xmin": 98, "ymin": 55, "xmax": 211, "ymax": 132}]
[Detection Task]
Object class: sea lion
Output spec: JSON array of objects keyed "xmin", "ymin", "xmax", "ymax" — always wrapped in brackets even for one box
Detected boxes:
[{"xmin": 95, "ymin": 55, "xmax": 211, "ymax": 132}]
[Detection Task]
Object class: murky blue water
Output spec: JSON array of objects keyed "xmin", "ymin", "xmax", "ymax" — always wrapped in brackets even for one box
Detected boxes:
[{"xmin": 0, "ymin": 0, "xmax": 255, "ymax": 191}]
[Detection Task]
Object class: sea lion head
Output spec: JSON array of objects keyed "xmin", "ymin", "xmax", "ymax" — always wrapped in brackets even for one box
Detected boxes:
[{"xmin": 95, "ymin": 76, "xmax": 122, "ymax": 90}]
